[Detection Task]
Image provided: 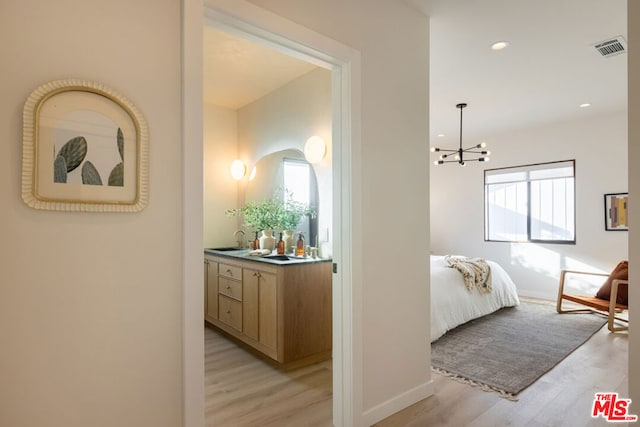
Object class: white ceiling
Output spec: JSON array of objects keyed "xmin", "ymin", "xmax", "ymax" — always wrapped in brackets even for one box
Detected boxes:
[
  {"xmin": 203, "ymin": 26, "xmax": 316, "ymax": 109},
  {"xmin": 204, "ymin": 1, "xmax": 627, "ymax": 146},
  {"xmin": 413, "ymin": 0, "xmax": 627, "ymax": 145}
]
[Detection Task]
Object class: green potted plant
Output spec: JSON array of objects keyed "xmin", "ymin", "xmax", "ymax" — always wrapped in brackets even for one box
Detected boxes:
[
  {"xmin": 275, "ymin": 190, "xmax": 316, "ymax": 251},
  {"xmin": 226, "ymin": 198, "xmax": 282, "ymax": 250},
  {"xmin": 226, "ymin": 190, "xmax": 315, "ymax": 251},
  {"xmin": 225, "ymin": 198, "xmax": 281, "ymax": 231},
  {"xmin": 276, "ymin": 200, "xmax": 315, "ymax": 230}
]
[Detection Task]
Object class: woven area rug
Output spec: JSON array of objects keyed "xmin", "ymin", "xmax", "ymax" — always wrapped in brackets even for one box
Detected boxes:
[{"xmin": 431, "ymin": 300, "xmax": 607, "ymax": 400}]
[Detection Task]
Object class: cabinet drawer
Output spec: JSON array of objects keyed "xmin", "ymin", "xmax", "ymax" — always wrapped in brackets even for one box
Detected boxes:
[
  {"xmin": 219, "ymin": 295, "xmax": 242, "ymax": 331},
  {"xmin": 219, "ymin": 277, "xmax": 242, "ymax": 300},
  {"xmin": 219, "ymin": 263, "xmax": 242, "ymax": 280}
]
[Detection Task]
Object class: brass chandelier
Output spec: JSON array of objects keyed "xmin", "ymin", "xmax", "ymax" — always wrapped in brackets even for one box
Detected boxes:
[{"xmin": 431, "ymin": 103, "xmax": 490, "ymax": 166}]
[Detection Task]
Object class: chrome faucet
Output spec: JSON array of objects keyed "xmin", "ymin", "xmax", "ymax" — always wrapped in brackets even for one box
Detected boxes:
[{"xmin": 234, "ymin": 230, "xmax": 246, "ymax": 248}]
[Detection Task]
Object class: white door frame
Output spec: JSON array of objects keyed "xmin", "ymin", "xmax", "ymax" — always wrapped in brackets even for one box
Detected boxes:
[{"xmin": 182, "ymin": 1, "xmax": 361, "ymax": 425}]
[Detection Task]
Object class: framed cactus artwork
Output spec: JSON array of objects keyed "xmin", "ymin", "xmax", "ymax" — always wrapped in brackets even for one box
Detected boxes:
[{"xmin": 21, "ymin": 79, "xmax": 149, "ymax": 212}]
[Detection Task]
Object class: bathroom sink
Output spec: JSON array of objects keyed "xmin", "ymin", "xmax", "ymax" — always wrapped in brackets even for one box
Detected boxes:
[
  {"xmin": 263, "ymin": 255, "xmax": 292, "ymax": 261},
  {"xmin": 206, "ymin": 247, "xmax": 243, "ymax": 251}
]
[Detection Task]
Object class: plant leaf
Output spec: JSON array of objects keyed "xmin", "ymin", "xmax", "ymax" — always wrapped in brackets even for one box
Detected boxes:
[
  {"xmin": 57, "ymin": 136, "xmax": 87, "ymax": 172},
  {"xmin": 117, "ymin": 128, "xmax": 124, "ymax": 161},
  {"xmin": 108, "ymin": 162, "xmax": 124, "ymax": 186},
  {"xmin": 53, "ymin": 155, "xmax": 67, "ymax": 183},
  {"xmin": 81, "ymin": 161, "xmax": 103, "ymax": 185}
]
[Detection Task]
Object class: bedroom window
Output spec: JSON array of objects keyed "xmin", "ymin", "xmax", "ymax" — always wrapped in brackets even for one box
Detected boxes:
[{"xmin": 484, "ymin": 160, "xmax": 575, "ymax": 243}]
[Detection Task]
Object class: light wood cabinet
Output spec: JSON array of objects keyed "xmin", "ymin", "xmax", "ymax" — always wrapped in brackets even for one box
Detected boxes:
[
  {"xmin": 204, "ymin": 258, "xmax": 218, "ymax": 323},
  {"xmin": 218, "ymin": 295, "xmax": 242, "ymax": 331},
  {"xmin": 204, "ymin": 253, "xmax": 331, "ymax": 368},
  {"xmin": 244, "ymin": 267, "xmax": 277, "ymax": 351}
]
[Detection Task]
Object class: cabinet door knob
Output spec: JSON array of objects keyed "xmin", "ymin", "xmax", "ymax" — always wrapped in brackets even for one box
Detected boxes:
[
  {"xmin": 226, "ymin": 309, "xmax": 231, "ymax": 314},
  {"xmin": 226, "ymin": 269, "xmax": 233, "ymax": 275},
  {"xmin": 226, "ymin": 285, "xmax": 231, "ymax": 290}
]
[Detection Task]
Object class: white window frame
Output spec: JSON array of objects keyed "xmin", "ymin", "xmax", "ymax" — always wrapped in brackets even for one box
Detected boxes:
[{"xmin": 484, "ymin": 160, "xmax": 576, "ymax": 244}]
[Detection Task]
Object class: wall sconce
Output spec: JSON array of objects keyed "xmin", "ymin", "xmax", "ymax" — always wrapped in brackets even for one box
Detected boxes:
[
  {"xmin": 230, "ymin": 159, "xmax": 246, "ymax": 180},
  {"xmin": 304, "ymin": 136, "xmax": 326, "ymax": 164}
]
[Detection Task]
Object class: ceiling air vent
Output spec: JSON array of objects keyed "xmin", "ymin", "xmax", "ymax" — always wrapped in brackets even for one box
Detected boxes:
[{"xmin": 592, "ymin": 36, "xmax": 627, "ymax": 58}]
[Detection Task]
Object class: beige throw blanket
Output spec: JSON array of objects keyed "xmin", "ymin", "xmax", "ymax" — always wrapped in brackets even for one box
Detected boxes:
[{"xmin": 444, "ymin": 255, "xmax": 492, "ymax": 293}]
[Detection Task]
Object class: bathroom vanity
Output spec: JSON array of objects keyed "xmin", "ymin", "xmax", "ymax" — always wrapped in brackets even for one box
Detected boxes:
[{"xmin": 204, "ymin": 249, "xmax": 332, "ymax": 368}]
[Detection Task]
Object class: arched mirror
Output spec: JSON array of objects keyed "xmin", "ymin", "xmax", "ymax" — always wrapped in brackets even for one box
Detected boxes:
[{"xmin": 244, "ymin": 149, "xmax": 319, "ymax": 246}]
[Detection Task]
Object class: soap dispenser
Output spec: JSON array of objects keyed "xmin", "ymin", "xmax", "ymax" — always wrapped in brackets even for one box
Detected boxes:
[
  {"xmin": 296, "ymin": 232, "xmax": 305, "ymax": 256},
  {"xmin": 277, "ymin": 232, "xmax": 285, "ymax": 255},
  {"xmin": 252, "ymin": 231, "xmax": 260, "ymax": 250}
]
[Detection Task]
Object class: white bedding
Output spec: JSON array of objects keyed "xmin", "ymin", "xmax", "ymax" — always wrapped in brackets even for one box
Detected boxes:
[{"xmin": 431, "ymin": 255, "xmax": 520, "ymax": 342}]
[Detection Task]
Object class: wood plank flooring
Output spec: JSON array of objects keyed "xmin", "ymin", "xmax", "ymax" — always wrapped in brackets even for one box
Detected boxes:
[
  {"xmin": 376, "ymin": 323, "xmax": 628, "ymax": 427},
  {"xmin": 205, "ymin": 326, "xmax": 332, "ymax": 426},
  {"xmin": 205, "ymin": 305, "xmax": 628, "ymax": 427}
]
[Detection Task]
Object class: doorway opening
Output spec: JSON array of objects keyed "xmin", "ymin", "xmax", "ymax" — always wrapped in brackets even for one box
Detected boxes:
[{"xmin": 195, "ymin": 4, "xmax": 358, "ymax": 425}]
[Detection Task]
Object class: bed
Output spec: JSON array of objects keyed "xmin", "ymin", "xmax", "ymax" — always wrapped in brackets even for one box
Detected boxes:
[{"xmin": 431, "ymin": 255, "xmax": 520, "ymax": 342}]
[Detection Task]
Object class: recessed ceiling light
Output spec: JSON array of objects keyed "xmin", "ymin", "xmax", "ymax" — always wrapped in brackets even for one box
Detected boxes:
[
  {"xmin": 491, "ymin": 41, "xmax": 510, "ymax": 51},
  {"xmin": 580, "ymin": 103, "xmax": 592, "ymax": 108},
  {"xmin": 437, "ymin": 133, "xmax": 445, "ymax": 137}
]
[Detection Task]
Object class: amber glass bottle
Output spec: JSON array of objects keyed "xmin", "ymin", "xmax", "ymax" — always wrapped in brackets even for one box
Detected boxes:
[
  {"xmin": 296, "ymin": 232, "xmax": 305, "ymax": 256},
  {"xmin": 277, "ymin": 232, "xmax": 285, "ymax": 255},
  {"xmin": 253, "ymin": 231, "xmax": 260, "ymax": 250}
]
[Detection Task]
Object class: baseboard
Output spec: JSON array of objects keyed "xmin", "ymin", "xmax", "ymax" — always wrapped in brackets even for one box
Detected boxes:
[
  {"xmin": 361, "ymin": 379, "xmax": 434, "ymax": 426},
  {"xmin": 518, "ymin": 290, "xmax": 555, "ymax": 302}
]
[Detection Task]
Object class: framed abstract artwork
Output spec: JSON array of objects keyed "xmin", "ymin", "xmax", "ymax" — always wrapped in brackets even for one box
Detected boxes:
[
  {"xmin": 604, "ymin": 193, "xmax": 628, "ymax": 231},
  {"xmin": 22, "ymin": 79, "xmax": 149, "ymax": 212}
]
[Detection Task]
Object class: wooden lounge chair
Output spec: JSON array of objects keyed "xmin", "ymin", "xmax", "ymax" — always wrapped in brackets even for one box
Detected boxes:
[{"xmin": 556, "ymin": 269, "xmax": 628, "ymax": 332}]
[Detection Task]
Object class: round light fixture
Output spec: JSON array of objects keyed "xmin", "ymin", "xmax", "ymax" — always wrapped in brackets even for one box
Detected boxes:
[
  {"xmin": 230, "ymin": 159, "xmax": 246, "ymax": 180},
  {"xmin": 579, "ymin": 103, "xmax": 592, "ymax": 108},
  {"xmin": 304, "ymin": 136, "xmax": 327, "ymax": 164},
  {"xmin": 491, "ymin": 41, "xmax": 510, "ymax": 51}
]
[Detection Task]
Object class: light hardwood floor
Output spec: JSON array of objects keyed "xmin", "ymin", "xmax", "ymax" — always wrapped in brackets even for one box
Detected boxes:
[
  {"xmin": 377, "ymin": 322, "xmax": 629, "ymax": 427},
  {"xmin": 205, "ymin": 310, "xmax": 628, "ymax": 427},
  {"xmin": 205, "ymin": 326, "xmax": 332, "ymax": 426}
]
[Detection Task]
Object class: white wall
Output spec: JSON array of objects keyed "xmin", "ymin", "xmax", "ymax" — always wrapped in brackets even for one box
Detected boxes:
[
  {"xmin": 236, "ymin": 68, "xmax": 333, "ymax": 253},
  {"xmin": 204, "ymin": 68, "xmax": 331, "ymax": 251},
  {"xmin": 0, "ymin": 1, "xmax": 182, "ymax": 426},
  {"xmin": 246, "ymin": 0, "xmax": 431, "ymax": 423},
  {"xmin": 204, "ymin": 103, "xmax": 239, "ymax": 248},
  {"xmin": 431, "ymin": 112, "xmax": 628, "ymax": 300},
  {"xmin": 4, "ymin": 1, "xmax": 634, "ymax": 425},
  {"xmin": 627, "ymin": 0, "xmax": 639, "ymax": 409}
]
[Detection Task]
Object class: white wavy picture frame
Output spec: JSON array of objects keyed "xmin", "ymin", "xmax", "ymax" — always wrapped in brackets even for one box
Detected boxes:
[{"xmin": 22, "ymin": 79, "xmax": 149, "ymax": 212}]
